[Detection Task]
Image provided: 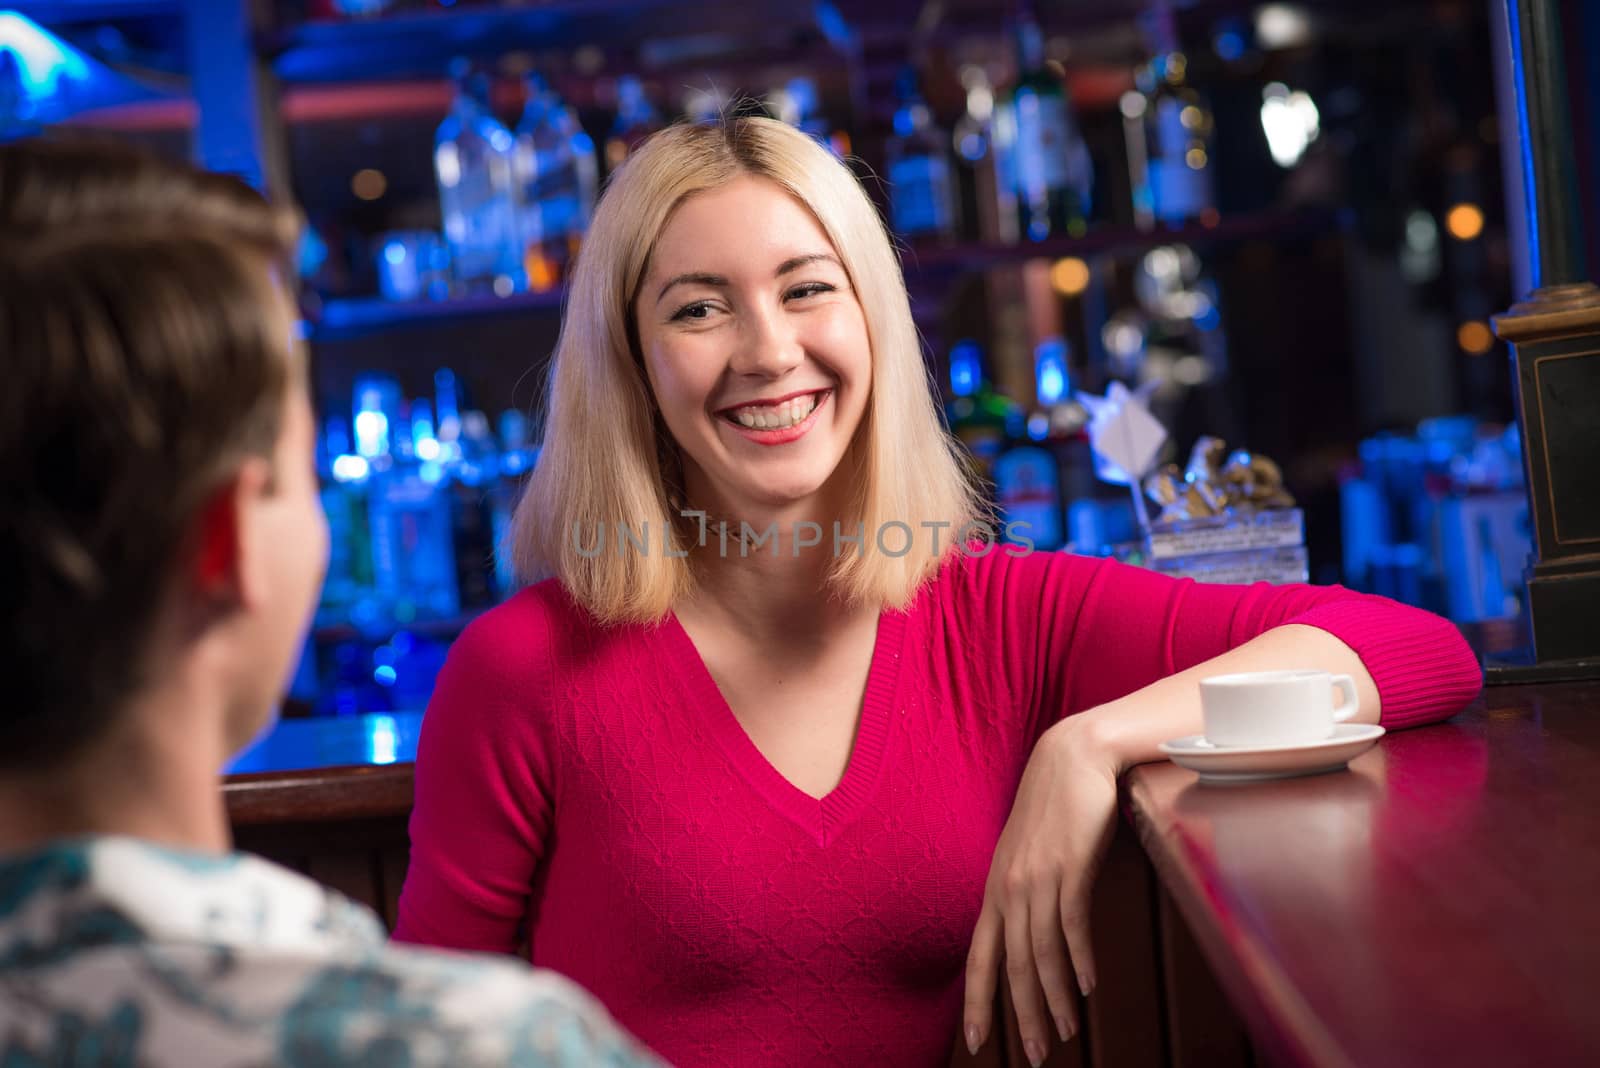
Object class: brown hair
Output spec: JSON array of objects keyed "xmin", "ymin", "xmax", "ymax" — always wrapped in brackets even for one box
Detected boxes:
[
  {"xmin": 0, "ymin": 136, "xmax": 300, "ymax": 255},
  {"xmin": 0, "ymin": 139, "xmax": 298, "ymax": 770}
]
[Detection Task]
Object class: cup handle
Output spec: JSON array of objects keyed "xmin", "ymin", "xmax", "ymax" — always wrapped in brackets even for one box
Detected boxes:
[{"xmin": 1331, "ymin": 674, "xmax": 1360, "ymax": 722}]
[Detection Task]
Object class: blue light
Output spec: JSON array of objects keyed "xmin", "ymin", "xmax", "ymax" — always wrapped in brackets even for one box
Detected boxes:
[
  {"xmin": 384, "ymin": 240, "xmax": 408, "ymax": 266},
  {"xmin": 1214, "ymin": 30, "xmax": 1247, "ymax": 61},
  {"xmin": 0, "ymin": 13, "xmax": 90, "ymax": 99},
  {"xmin": 949, "ymin": 340, "xmax": 982, "ymax": 398},
  {"xmin": 1027, "ymin": 413, "xmax": 1050, "ymax": 441},
  {"xmin": 353, "ymin": 409, "xmax": 388, "ymax": 458},
  {"xmin": 366, "ymin": 714, "xmax": 399, "ymax": 765},
  {"xmin": 1035, "ymin": 338, "xmax": 1069, "ymax": 405},
  {"xmin": 1037, "ymin": 363, "xmax": 1066, "ymax": 405},
  {"xmin": 373, "ymin": 664, "xmax": 397, "ymax": 687},
  {"xmin": 331, "ymin": 454, "xmax": 370, "ymax": 482}
]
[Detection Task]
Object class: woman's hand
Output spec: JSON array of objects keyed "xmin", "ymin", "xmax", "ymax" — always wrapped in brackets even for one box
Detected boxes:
[{"xmin": 963, "ymin": 718, "xmax": 1121, "ymax": 1066}]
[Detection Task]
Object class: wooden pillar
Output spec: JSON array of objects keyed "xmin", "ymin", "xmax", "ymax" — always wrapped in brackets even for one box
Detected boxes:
[{"xmin": 1487, "ymin": 0, "xmax": 1600, "ymax": 679}]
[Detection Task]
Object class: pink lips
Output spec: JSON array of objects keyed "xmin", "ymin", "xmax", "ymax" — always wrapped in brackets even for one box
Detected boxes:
[{"xmin": 720, "ymin": 389, "xmax": 831, "ymax": 446}]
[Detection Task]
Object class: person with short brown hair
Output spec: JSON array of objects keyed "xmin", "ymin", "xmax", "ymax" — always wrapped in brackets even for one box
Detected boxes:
[{"xmin": 0, "ymin": 139, "xmax": 663, "ymax": 1068}]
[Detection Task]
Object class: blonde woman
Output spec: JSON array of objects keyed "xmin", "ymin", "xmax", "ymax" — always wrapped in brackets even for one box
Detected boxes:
[{"xmin": 394, "ymin": 117, "xmax": 1481, "ymax": 1068}]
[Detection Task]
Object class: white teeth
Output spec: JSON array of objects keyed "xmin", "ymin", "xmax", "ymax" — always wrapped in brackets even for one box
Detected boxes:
[{"xmin": 730, "ymin": 392, "xmax": 819, "ymax": 430}]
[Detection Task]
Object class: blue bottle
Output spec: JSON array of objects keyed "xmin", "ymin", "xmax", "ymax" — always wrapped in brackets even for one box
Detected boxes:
[{"xmin": 367, "ymin": 398, "xmax": 460, "ymax": 624}]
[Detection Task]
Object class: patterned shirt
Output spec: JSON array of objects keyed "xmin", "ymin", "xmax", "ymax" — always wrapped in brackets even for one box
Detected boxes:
[{"xmin": 0, "ymin": 836, "xmax": 665, "ymax": 1067}]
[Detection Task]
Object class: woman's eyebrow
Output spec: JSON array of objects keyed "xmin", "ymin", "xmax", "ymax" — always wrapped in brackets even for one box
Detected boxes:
[
  {"xmin": 774, "ymin": 253, "xmax": 842, "ymax": 276},
  {"xmin": 656, "ymin": 271, "xmax": 728, "ymax": 305},
  {"xmin": 655, "ymin": 253, "xmax": 843, "ymax": 306}
]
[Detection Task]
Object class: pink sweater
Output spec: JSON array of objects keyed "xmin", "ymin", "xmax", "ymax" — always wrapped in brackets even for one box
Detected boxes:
[{"xmin": 394, "ymin": 549, "xmax": 1482, "ymax": 1067}]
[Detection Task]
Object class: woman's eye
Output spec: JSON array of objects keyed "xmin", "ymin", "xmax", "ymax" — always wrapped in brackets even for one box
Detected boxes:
[
  {"xmin": 671, "ymin": 301, "xmax": 714, "ymax": 322},
  {"xmin": 787, "ymin": 282, "xmax": 835, "ymax": 301}
]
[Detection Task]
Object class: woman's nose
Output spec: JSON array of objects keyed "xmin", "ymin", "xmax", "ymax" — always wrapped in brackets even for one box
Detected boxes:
[{"xmin": 730, "ymin": 305, "xmax": 804, "ymax": 377}]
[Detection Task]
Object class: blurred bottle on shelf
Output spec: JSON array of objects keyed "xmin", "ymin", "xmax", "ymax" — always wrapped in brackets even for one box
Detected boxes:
[
  {"xmin": 953, "ymin": 64, "xmax": 1019, "ymax": 245},
  {"xmin": 492, "ymin": 409, "xmax": 538, "ymax": 596},
  {"xmin": 772, "ymin": 76, "xmax": 850, "ymax": 158},
  {"xmin": 885, "ymin": 67, "xmax": 959, "ymax": 242},
  {"xmin": 946, "ymin": 338, "xmax": 1024, "ymax": 488},
  {"xmin": 513, "ymin": 72, "xmax": 598, "ymax": 292},
  {"xmin": 317, "ymin": 416, "xmax": 376, "ymax": 626},
  {"xmin": 1124, "ymin": 3, "xmax": 1216, "ymax": 229},
  {"xmin": 435, "ymin": 59, "xmax": 526, "ymax": 297},
  {"xmin": 366, "ymin": 393, "xmax": 460, "ymax": 624},
  {"xmin": 431, "ymin": 370, "xmax": 498, "ymax": 613},
  {"xmin": 605, "ymin": 75, "xmax": 663, "ymax": 174},
  {"xmin": 374, "ymin": 230, "xmax": 451, "ymax": 303},
  {"xmin": 999, "ymin": 0, "xmax": 1093, "ymax": 241}
]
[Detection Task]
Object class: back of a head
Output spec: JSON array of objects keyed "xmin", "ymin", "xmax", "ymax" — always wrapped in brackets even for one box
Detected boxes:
[
  {"xmin": 0, "ymin": 137, "xmax": 298, "ymax": 255},
  {"xmin": 0, "ymin": 139, "xmax": 297, "ymax": 771}
]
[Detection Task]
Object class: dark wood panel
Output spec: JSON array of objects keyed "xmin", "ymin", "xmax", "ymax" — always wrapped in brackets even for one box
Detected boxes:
[
  {"xmin": 1085, "ymin": 822, "xmax": 1167, "ymax": 1068},
  {"xmin": 224, "ymin": 763, "xmax": 413, "ymax": 826},
  {"xmin": 1156, "ymin": 887, "xmax": 1253, "ymax": 1068}
]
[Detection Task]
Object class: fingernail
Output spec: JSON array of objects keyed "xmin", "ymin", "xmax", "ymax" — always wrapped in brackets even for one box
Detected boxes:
[
  {"xmin": 1025, "ymin": 1039, "xmax": 1045, "ymax": 1067},
  {"xmin": 1080, "ymin": 974, "xmax": 1094, "ymax": 997},
  {"xmin": 1054, "ymin": 1015, "xmax": 1070, "ymax": 1041},
  {"xmin": 965, "ymin": 1025, "xmax": 980, "ymax": 1056}
]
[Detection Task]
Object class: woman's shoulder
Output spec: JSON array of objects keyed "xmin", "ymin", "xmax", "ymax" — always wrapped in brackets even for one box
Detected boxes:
[{"xmin": 441, "ymin": 579, "xmax": 597, "ymax": 686}]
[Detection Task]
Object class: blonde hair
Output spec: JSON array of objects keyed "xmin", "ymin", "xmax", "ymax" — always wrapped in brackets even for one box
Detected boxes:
[{"xmin": 511, "ymin": 116, "xmax": 984, "ymax": 624}]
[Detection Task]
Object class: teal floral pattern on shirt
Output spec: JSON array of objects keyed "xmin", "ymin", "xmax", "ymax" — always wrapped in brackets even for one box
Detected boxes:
[{"xmin": 0, "ymin": 838, "xmax": 662, "ymax": 1067}]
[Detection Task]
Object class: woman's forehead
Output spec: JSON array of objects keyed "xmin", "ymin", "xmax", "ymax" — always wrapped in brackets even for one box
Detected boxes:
[{"xmin": 649, "ymin": 177, "xmax": 836, "ymax": 272}]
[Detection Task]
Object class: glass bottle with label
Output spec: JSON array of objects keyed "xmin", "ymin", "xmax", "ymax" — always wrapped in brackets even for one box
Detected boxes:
[
  {"xmin": 885, "ymin": 67, "xmax": 960, "ymax": 243},
  {"xmin": 1126, "ymin": 3, "xmax": 1216, "ymax": 228},
  {"xmin": 1001, "ymin": 0, "xmax": 1093, "ymax": 241}
]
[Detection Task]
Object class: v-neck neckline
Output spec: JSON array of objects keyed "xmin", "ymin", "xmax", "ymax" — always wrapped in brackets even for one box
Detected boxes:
[{"xmin": 660, "ymin": 606, "xmax": 908, "ymax": 847}]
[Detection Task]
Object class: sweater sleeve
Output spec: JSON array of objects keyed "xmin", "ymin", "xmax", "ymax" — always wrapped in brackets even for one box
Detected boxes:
[
  {"xmin": 393, "ymin": 594, "xmax": 558, "ymax": 954},
  {"xmin": 983, "ymin": 551, "xmax": 1482, "ymax": 736}
]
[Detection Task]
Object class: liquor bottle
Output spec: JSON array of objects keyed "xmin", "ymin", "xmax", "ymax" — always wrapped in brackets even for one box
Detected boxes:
[
  {"xmin": 994, "ymin": 443, "xmax": 1065, "ymax": 550},
  {"xmin": 953, "ymin": 64, "xmax": 1020, "ymax": 245},
  {"xmin": 435, "ymin": 59, "xmax": 526, "ymax": 297},
  {"xmin": 367, "ymin": 399, "xmax": 460, "ymax": 624},
  {"xmin": 486, "ymin": 410, "xmax": 535, "ymax": 598},
  {"xmin": 1000, "ymin": 0, "xmax": 1093, "ymax": 240},
  {"xmin": 317, "ymin": 416, "xmax": 375, "ymax": 625},
  {"xmin": 604, "ymin": 76, "xmax": 663, "ymax": 174},
  {"xmin": 431, "ymin": 371, "xmax": 498, "ymax": 612},
  {"xmin": 513, "ymin": 72, "xmax": 599, "ymax": 291},
  {"xmin": 1126, "ymin": 3, "xmax": 1216, "ymax": 228},
  {"xmin": 885, "ymin": 67, "xmax": 959, "ymax": 242},
  {"xmin": 945, "ymin": 339, "xmax": 1024, "ymax": 487}
]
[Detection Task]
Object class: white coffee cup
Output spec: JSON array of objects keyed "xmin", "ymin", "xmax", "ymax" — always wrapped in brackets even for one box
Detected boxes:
[{"xmin": 1198, "ymin": 669, "xmax": 1360, "ymax": 748}]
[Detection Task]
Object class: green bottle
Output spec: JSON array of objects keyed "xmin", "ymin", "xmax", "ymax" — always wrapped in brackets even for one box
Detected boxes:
[{"xmin": 1000, "ymin": 0, "xmax": 1093, "ymax": 241}]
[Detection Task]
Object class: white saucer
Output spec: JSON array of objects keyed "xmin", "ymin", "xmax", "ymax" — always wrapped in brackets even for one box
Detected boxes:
[{"xmin": 1158, "ymin": 723, "xmax": 1386, "ymax": 784}]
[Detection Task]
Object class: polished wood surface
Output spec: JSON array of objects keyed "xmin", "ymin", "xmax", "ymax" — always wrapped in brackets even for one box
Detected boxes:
[
  {"xmin": 1126, "ymin": 681, "xmax": 1600, "ymax": 1067},
  {"xmin": 223, "ymin": 711, "xmax": 420, "ymax": 825}
]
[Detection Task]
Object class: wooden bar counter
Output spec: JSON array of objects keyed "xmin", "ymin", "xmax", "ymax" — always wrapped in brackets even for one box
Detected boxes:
[
  {"xmin": 1127, "ymin": 680, "xmax": 1600, "ymax": 1068},
  {"xmin": 223, "ymin": 682, "xmax": 1600, "ymax": 1067}
]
